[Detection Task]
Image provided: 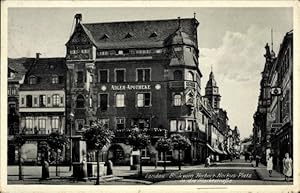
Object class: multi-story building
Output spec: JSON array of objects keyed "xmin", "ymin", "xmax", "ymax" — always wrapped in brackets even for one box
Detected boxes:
[
  {"xmin": 18, "ymin": 55, "xmax": 67, "ymax": 164},
  {"xmin": 268, "ymin": 31, "xmax": 293, "ymax": 172},
  {"xmin": 253, "ymin": 30, "xmax": 293, "ymax": 171},
  {"xmin": 253, "ymin": 42, "xmax": 276, "ymax": 164},
  {"xmin": 7, "ymin": 58, "xmax": 34, "ymax": 164},
  {"xmin": 65, "ymin": 13, "xmax": 208, "ymax": 165},
  {"xmin": 231, "ymin": 126, "xmax": 241, "ymax": 155}
]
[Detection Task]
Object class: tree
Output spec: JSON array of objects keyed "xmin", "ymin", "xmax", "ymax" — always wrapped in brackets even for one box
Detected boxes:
[
  {"xmin": 48, "ymin": 132, "xmax": 69, "ymax": 176},
  {"xmin": 156, "ymin": 137, "xmax": 172, "ymax": 173},
  {"xmin": 83, "ymin": 121, "xmax": 114, "ymax": 185},
  {"xmin": 13, "ymin": 134, "xmax": 26, "ymax": 180},
  {"xmin": 127, "ymin": 127, "xmax": 150, "ymax": 176},
  {"xmin": 171, "ymin": 134, "xmax": 191, "ymax": 170}
]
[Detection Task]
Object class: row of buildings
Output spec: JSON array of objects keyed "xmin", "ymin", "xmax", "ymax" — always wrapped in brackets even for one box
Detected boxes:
[
  {"xmin": 8, "ymin": 14, "xmax": 241, "ymax": 166},
  {"xmin": 253, "ymin": 30, "xmax": 293, "ymax": 172}
]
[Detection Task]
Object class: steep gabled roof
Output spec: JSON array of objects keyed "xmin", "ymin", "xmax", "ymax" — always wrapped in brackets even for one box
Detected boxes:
[
  {"xmin": 20, "ymin": 57, "xmax": 66, "ymax": 91},
  {"xmin": 8, "ymin": 58, "xmax": 35, "ymax": 82},
  {"xmin": 75, "ymin": 18, "xmax": 198, "ymax": 49}
]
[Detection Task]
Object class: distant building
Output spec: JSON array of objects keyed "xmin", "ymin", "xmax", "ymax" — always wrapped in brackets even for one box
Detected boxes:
[
  {"xmin": 18, "ymin": 55, "xmax": 67, "ymax": 164},
  {"xmin": 204, "ymin": 70, "xmax": 229, "ymax": 160},
  {"xmin": 7, "ymin": 58, "xmax": 34, "ymax": 164}
]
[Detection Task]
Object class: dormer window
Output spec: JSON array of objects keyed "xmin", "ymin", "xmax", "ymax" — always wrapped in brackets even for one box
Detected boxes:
[
  {"xmin": 49, "ymin": 64, "xmax": 55, "ymax": 69},
  {"xmin": 52, "ymin": 75, "xmax": 59, "ymax": 84},
  {"xmin": 29, "ymin": 76, "xmax": 37, "ymax": 85},
  {"xmin": 100, "ymin": 34, "xmax": 109, "ymax": 40},
  {"xmin": 149, "ymin": 32, "xmax": 158, "ymax": 38},
  {"xmin": 125, "ymin": 33, "xmax": 133, "ymax": 38}
]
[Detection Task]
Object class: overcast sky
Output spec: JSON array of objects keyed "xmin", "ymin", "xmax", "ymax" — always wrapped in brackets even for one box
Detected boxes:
[{"xmin": 8, "ymin": 7, "xmax": 293, "ymax": 139}]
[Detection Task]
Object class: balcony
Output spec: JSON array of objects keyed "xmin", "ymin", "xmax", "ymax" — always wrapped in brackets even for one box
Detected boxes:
[
  {"xmin": 169, "ymin": 81, "xmax": 197, "ymax": 89},
  {"xmin": 19, "ymin": 107, "xmax": 65, "ymax": 113},
  {"xmin": 169, "ymin": 81, "xmax": 184, "ymax": 88}
]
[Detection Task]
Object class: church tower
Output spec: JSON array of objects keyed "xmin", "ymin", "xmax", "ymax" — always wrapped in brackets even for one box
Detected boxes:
[{"xmin": 205, "ymin": 69, "xmax": 221, "ymax": 109}]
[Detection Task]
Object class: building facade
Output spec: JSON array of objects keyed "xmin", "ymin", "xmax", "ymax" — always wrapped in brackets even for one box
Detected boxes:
[
  {"xmin": 253, "ymin": 31, "xmax": 293, "ymax": 171},
  {"xmin": 65, "ymin": 14, "xmax": 210, "ymax": 165},
  {"xmin": 204, "ymin": 70, "xmax": 231, "ymax": 160},
  {"xmin": 18, "ymin": 56, "xmax": 67, "ymax": 164},
  {"xmin": 7, "ymin": 58, "xmax": 34, "ymax": 164}
]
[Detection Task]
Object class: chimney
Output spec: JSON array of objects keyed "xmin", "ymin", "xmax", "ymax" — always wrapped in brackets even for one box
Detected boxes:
[
  {"xmin": 75, "ymin": 13, "xmax": 82, "ymax": 25},
  {"xmin": 177, "ymin": 17, "xmax": 181, "ymax": 29},
  {"xmin": 36, "ymin": 53, "xmax": 41, "ymax": 59}
]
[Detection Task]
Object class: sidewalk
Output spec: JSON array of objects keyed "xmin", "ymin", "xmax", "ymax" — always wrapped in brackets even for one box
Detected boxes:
[{"xmin": 252, "ymin": 161, "xmax": 293, "ymax": 182}]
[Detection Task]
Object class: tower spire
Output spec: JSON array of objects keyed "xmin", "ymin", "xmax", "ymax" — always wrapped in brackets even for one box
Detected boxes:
[{"xmin": 271, "ymin": 28, "xmax": 274, "ymax": 52}]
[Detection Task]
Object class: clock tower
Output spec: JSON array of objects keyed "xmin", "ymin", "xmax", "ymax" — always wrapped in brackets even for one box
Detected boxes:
[{"xmin": 205, "ymin": 70, "xmax": 221, "ymax": 109}]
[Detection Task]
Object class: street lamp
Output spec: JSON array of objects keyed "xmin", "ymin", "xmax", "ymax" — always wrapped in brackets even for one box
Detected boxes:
[{"xmin": 69, "ymin": 112, "xmax": 74, "ymax": 171}]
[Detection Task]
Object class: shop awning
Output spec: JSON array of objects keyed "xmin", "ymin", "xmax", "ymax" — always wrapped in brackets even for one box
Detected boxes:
[
  {"xmin": 226, "ymin": 149, "xmax": 233, "ymax": 155},
  {"xmin": 206, "ymin": 143, "xmax": 215, "ymax": 152},
  {"xmin": 214, "ymin": 148, "xmax": 223, "ymax": 154}
]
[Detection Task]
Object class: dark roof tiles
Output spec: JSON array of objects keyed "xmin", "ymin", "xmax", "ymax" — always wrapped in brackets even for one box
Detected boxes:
[
  {"xmin": 80, "ymin": 18, "xmax": 198, "ymax": 49},
  {"xmin": 8, "ymin": 58, "xmax": 35, "ymax": 82},
  {"xmin": 20, "ymin": 57, "xmax": 66, "ymax": 91}
]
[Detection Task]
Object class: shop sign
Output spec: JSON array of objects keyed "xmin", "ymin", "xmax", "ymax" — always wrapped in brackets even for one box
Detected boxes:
[
  {"xmin": 271, "ymin": 123, "xmax": 283, "ymax": 129},
  {"xmin": 111, "ymin": 84, "xmax": 151, "ymax": 91}
]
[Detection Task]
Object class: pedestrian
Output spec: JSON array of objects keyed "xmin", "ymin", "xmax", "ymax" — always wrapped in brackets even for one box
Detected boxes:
[
  {"xmin": 205, "ymin": 155, "xmax": 211, "ymax": 167},
  {"xmin": 41, "ymin": 158, "xmax": 50, "ymax": 180},
  {"xmin": 266, "ymin": 154, "xmax": 273, "ymax": 177},
  {"xmin": 106, "ymin": 160, "xmax": 113, "ymax": 175},
  {"xmin": 245, "ymin": 152, "xmax": 248, "ymax": 162},
  {"xmin": 255, "ymin": 154, "xmax": 260, "ymax": 167},
  {"xmin": 249, "ymin": 154, "xmax": 253, "ymax": 163},
  {"xmin": 81, "ymin": 157, "xmax": 88, "ymax": 181},
  {"xmin": 283, "ymin": 153, "xmax": 292, "ymax": 181}
]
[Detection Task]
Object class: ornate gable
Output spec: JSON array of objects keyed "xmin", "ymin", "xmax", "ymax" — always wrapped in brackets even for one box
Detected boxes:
[{"xmin": 66, "ymin": 24, "xmax": 94, "ymax": 46}]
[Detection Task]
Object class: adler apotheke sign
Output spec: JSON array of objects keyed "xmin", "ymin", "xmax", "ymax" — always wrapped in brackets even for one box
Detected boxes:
[
  {"xmin": 101, "ymin": 84, "xmax": 161, "ymax": 91},
  {"xmin": 112, "ymin": 84, "xmax": 151, "ymax": 90}
]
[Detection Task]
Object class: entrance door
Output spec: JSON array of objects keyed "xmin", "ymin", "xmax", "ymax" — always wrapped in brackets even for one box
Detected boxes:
[{"xmin": 107, "ymin": 145, "xmax": 125, "ymax": 165}]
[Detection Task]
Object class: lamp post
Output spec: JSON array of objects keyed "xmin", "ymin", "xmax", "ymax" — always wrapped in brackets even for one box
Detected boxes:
[{"xmin": 69, "ymin": 112, "xmax": 74, "ymax": 171}]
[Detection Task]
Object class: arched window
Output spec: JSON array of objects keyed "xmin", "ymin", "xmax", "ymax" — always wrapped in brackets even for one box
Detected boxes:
[
  {"xmin": 186, "ymin": 71, "xmax": 194, "ymax": 81},
  {"xmin": 173, "ymin": 70, "xmax": 183, "ymax": 81},
  {"xmin": 76, "ymin": 94, "xmax": 85, "ymax": 108}
]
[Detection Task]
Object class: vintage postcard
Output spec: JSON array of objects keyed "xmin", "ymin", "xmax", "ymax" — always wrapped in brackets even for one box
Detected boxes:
[{"xmin": 1, "ymin": 1, "xmax": 299, "ymax": 193}]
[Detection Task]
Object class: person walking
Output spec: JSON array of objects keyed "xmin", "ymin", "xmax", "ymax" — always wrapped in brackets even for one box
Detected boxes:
[
  {"xmin": 205, "ymin": 155, "xmax": 211, "ymax": 167},
  {"xmin": 255, "ymin": 154, "xmax": 260, "ymax": 167},
  {"xmin": 266, "ymin": 154, "xmax": 273, "ymax": 177},
  {"xmin": 283, "ymin": 153, "xmax": 292, "ymax": 181}
]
